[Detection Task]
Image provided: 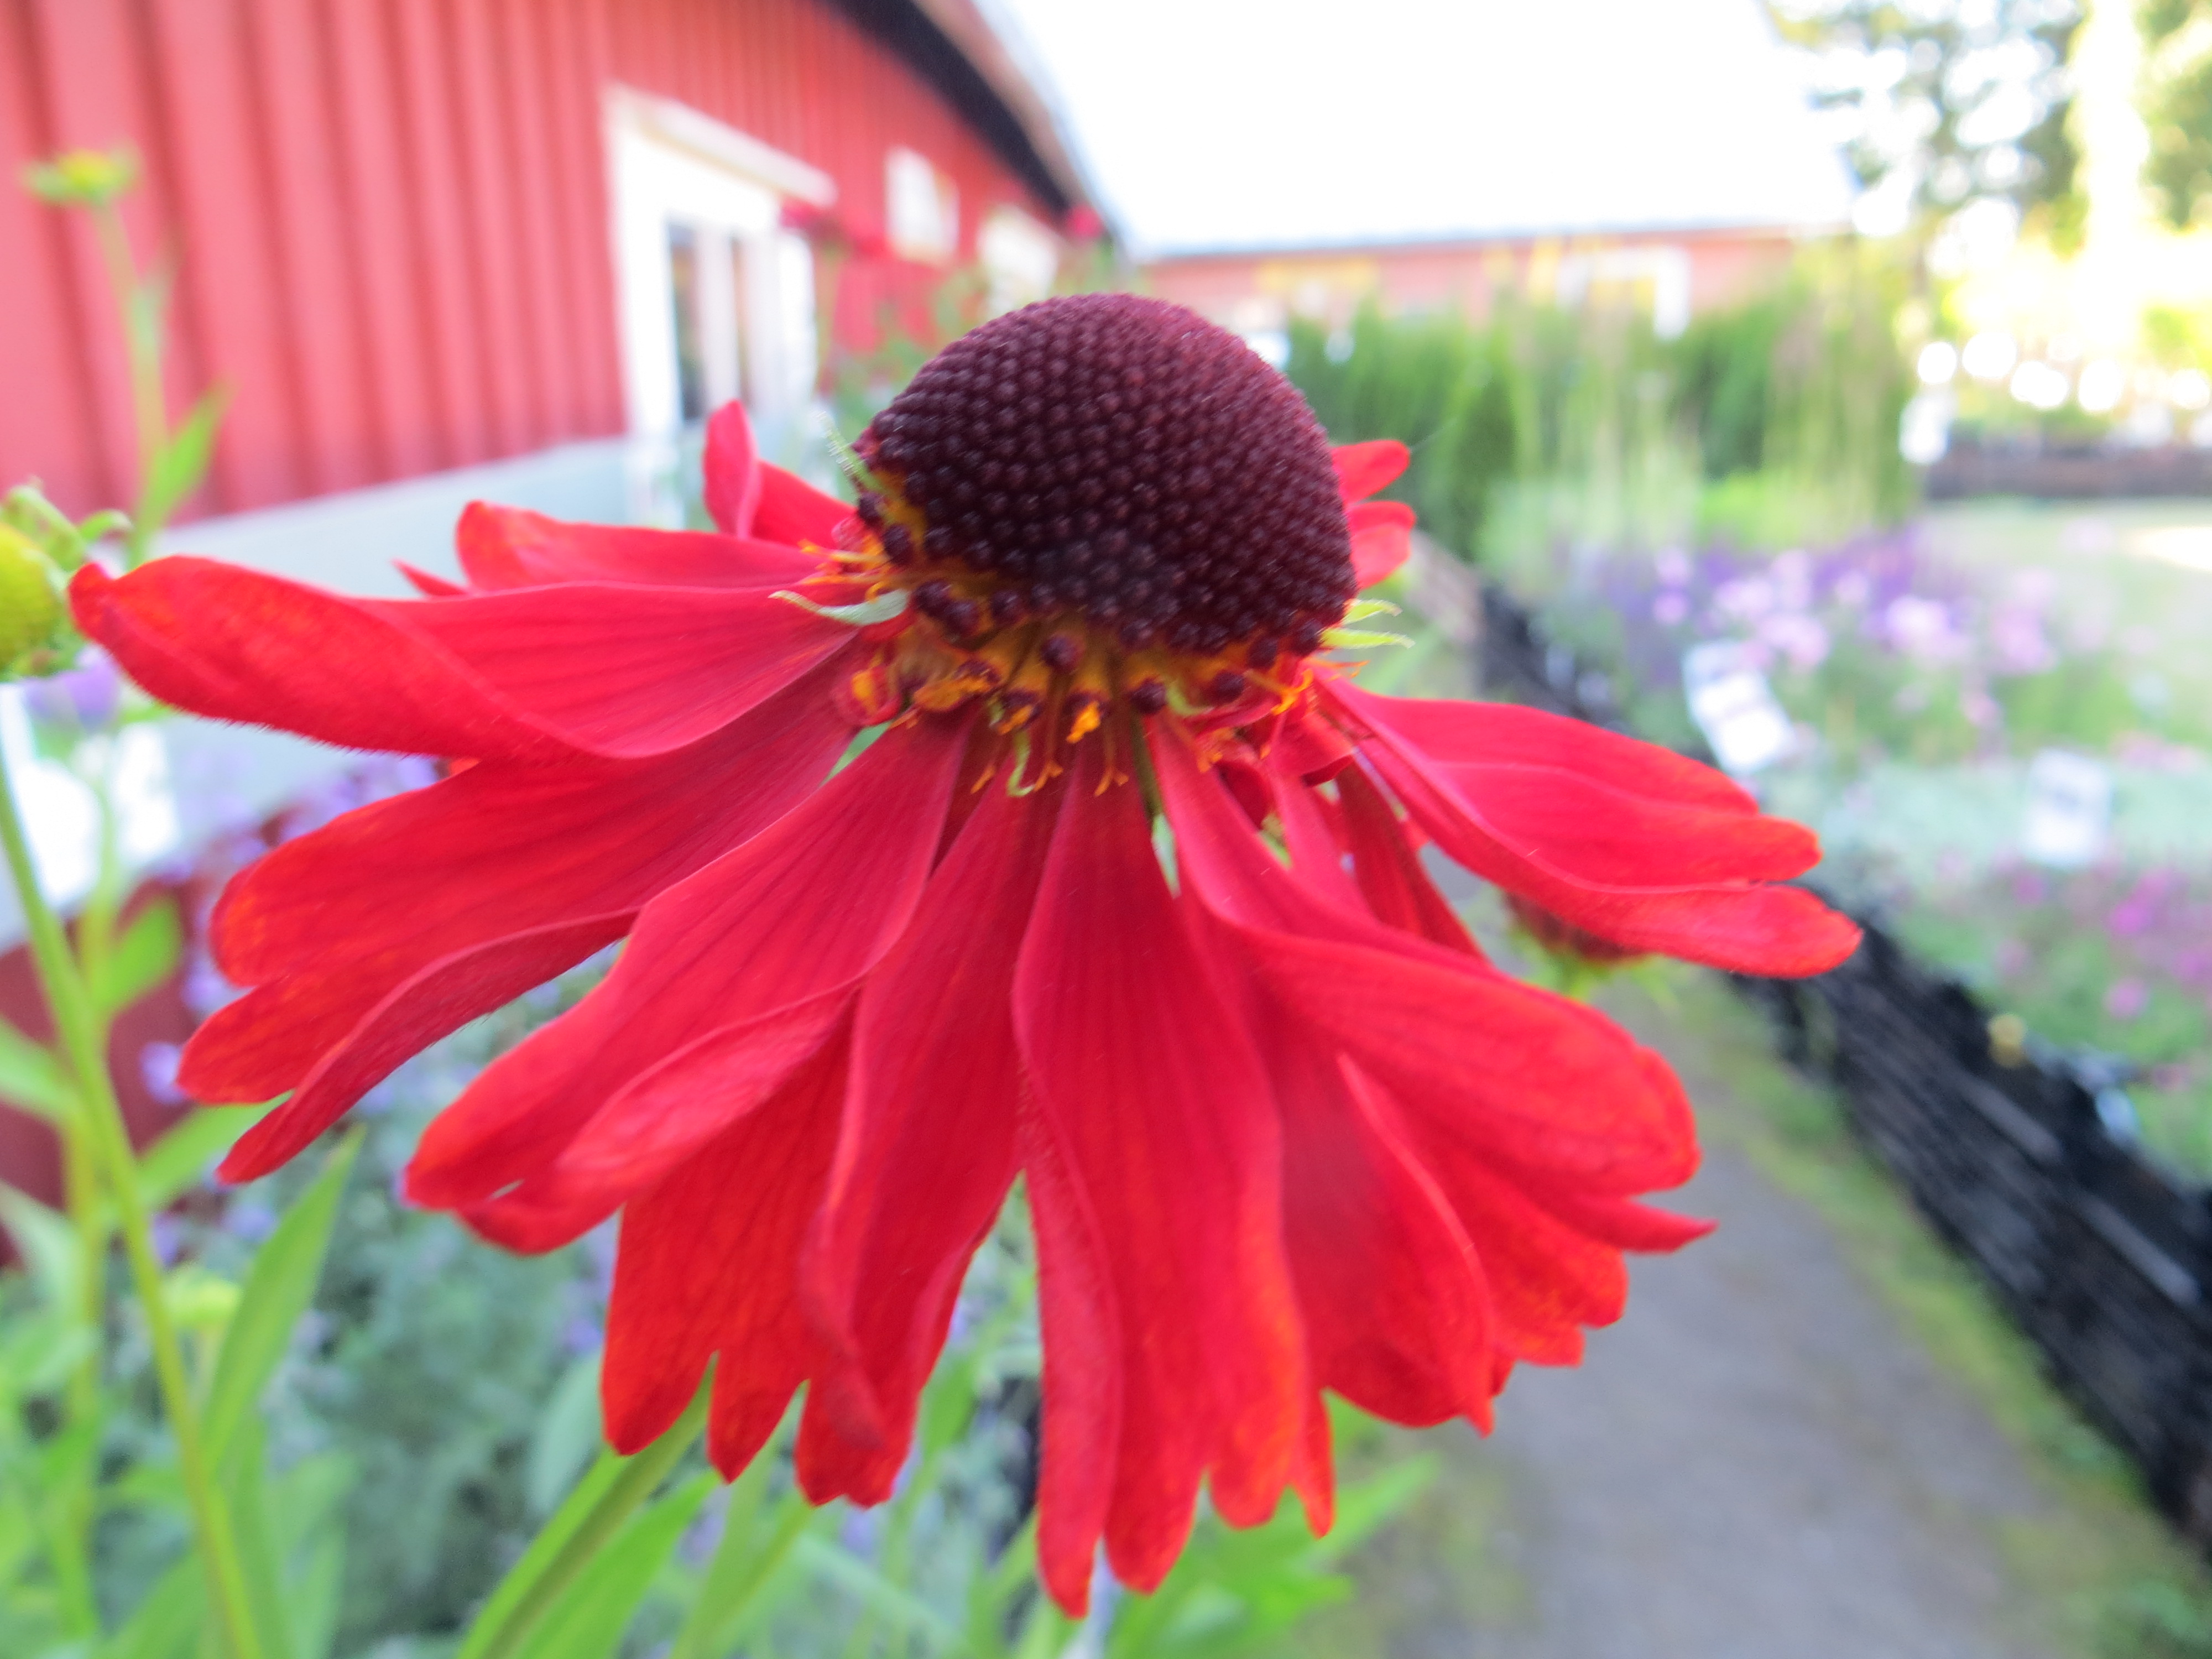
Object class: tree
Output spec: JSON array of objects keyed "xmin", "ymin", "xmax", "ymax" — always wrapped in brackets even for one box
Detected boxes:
[
  {"xmin": 2141, "ymin": 0, "xmax": 2212, "ymax": 229},
  {"xmin": 1766, "ymin": 1, "xmax": 2085, "ymax": 243}
]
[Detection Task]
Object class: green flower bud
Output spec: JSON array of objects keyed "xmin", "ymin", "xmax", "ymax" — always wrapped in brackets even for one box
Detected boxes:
[
  {"xmin": 22, "ymin": 147, "xmax": 139, "ymax": 208},
  {"xmin": 0, "ymin": 523, "xmax": 66, "ymax": 674}
]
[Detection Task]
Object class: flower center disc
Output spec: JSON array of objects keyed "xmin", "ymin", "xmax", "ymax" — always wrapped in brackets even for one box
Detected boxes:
[{"xmin": 857, "ymin": 294, "xmax": 1356, "ymax": 659}]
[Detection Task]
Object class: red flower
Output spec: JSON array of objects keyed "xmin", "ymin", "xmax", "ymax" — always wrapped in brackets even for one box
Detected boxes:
[{"xmin": 72, "ymin": 295, "xmax": 1857, "ymax": 1611}]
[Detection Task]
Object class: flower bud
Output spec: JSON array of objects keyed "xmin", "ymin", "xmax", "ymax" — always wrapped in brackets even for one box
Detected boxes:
[
  {"xmin": 22, "ymin": 147, "xmax": 139, "ymax": 208},
  {"xmin": 0, "ymin": 523, "xmax": 65, "ymax": 674}
]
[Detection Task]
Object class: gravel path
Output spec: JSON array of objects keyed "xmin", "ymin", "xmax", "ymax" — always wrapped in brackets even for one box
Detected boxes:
[{"xmin": 1313, "ymin": 1001, "xmax": 2065, "ymax": 1659}]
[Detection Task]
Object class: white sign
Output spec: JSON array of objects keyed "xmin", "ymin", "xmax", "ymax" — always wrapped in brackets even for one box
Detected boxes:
[
  {"xmin": 2021, "ymin": 748, "xmax": 2111, "ymax": 868},
  {"xmin": 1682, "ymin": 641, "xmax": 1794, "ymax": 775}
]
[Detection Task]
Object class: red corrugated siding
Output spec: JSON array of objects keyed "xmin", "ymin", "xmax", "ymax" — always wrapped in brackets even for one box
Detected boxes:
[{"xmin": 0, "ymin": 0, "xmax": 1061, "ymax": 519}]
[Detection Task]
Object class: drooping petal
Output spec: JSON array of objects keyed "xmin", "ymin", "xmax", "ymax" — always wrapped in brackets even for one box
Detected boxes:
[
  {"xmin": 1331, "ymin": 763, "xmax": 1480, "ymax": 956},
  {"xmin": 1263, "ymin": 1006, "xmax": 1496, "ymax": 1430},
  {"xmin": 406, "ymin": 716, "xmax": 969, "ymax": 1213},
  {"xmin": 206, "ymin": 660, "xmax": 852, "ymax": 990},
  {"xmin": 1020, "ymin": 1100, "xmax": 1123, "ymax": 1616},
  {"xmin": 181, "ymin": 665, "xmax": 854, "ymax": 1147},
  {"xmin": 363, "ymin": 582, "xmax": 855, "ymax": 758},
  {"xmin": 217, "ymin": 915, "xmax": 630, "ymax": 1181},
  {"xmin": 463, "ymin": 992, "xmax": 855, "ymax": 1251},
  {"xmin": 456, "ymin": 502, "xmax": 818, "ymax": 591},
  {"xmin": 799, "ymin": 772, "xmax": 1062, "ymax": 1495},
  {"xmin": 1333, "ymin": 681, "xmax": 1756, "ymax": 813},
  {"xmin": 1332, "ymin": 440, "xmax": 1409, "ymax": 504},
  {"xmin": 1156, "ymin": 735, "xmax": 1697, "ymax": 1192},
  {"xmin": 1408, "ymin": 1130, "xmax": 1638, "ymax": 1366},
  {"xmin": 1014, "ymin": 746, "xmax": 1307, "ymax": 1591},
  {"xmin": 1330, "ymin": 681, "xmax": 1862, "ymax": 975},
  {"xmin": 1348, "ymin": 499, "xmax": 1415, "ymax": 588},
  {"xmin": 599, "ymin": 1033, "xmax": 848, "ymax": 1461}
]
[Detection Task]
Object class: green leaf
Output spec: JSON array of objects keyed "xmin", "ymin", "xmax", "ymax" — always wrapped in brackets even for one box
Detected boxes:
[
  {"xmin": 134, "ymin": 387, "xmax": 228, "ymax": 547},
  {"xmin": 0, "ymin": 1018, "xmax": 73, "ymax": 1123},
  {"xmin": 201, "ymin": 1130, "xmax": 362, "ymax": 1468},
  {"xmin": 224, "ymin": 1417, "xmax": 298, "ymax": 1659},
  {"xmin": 516, "ymin": 1473, "xmax": 713, "ymax": 1659},
  {"xmin": 97, "ymin": 1551, "xmax": 201, "ymax": 1659},
  {"xmin": 524, "ymin": 1351, "xmax": 604, "ymax": 1517},
  {"xmin": 458, "ymin": 1386, "xmax": 708, "ymax": 1659},
  {"xmin": 669, "ymin": 1474, "xmax": 821, "ymax": 1659},
  {"xmin": 792, "ymin": 1535, "xmax": 967, "ymax": 1653},
  {"xmin": 135, "ymin": 1104, "xmax": 276, "ymax": 1213},
  {"xmin": 87, "ymin": 898, "xmax": 181, "ymax": 1019},
  {"xmin": 269, "ymin": 1450, "xmax": 353, "ymax": 1659},
  {"xmin": 0, "ymin": 1186, "xmax": 81, "ymax": 1315}
]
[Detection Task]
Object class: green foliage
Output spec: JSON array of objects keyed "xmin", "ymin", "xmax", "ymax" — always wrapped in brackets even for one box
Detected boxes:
[
  {"xmin": 1767, "ymin": 0, "xmax": 2084, "ymax": 235},
  {"xmin": 1285, "ymin": 245, "xmax": 1913, "ymax": 563},
  {"xmin": 2142, "ymin": 1, "xmax": 2212, "ymax": 231},
  {"xmin": 1105, "ymin": 1450, "xmax": 1435, "ymax": 1659},
  {"xmin": 202, "ymin": 1134, "xmax": 362, "ymax": 1469}
]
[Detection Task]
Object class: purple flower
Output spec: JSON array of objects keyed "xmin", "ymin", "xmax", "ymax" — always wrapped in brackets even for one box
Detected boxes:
[
  {"xmin": 23, "ymin": 650, "xmax": 121, "ymax": 731},
  {"xmin": 139, "ymin": 1041, "xmax": 187, "ymax": 1107},
  {"xmin": 2105, "ymin": 978, "xmax": 2150, "ymax": 1020}
]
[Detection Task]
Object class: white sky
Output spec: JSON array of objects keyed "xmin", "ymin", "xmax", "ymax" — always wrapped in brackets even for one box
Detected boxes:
[{"xmin": 985, "ymin": 0, "xmax": 1859, "ymax": 255}]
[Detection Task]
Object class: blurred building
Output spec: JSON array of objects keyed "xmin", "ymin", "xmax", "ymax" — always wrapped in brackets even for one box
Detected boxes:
[
  {"xmin": 1146, "ymin": 222, "xmax": 1825, "ymax": 356},
  {"xmin": 0, "ymin": 0, "xmax": 1091, "ymax": 530}
]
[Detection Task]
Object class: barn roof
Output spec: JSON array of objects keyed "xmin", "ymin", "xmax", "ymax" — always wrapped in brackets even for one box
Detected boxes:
[{"xmin": 828, "ymin": 0, "xmax": 1094, "ymax": 220}]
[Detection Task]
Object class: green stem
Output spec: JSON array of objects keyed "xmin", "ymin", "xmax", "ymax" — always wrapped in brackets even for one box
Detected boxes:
[
  {"xmin": 0, "ymin": 747, "xmax": 264, "ymax": 1659},
  {"xmin": 90, "ymin": 200, "xmax": 167, "ymax": 487},
  {"xmin": 466, "ymin": 1388, "xmax": 709, "ymax": 1659}
]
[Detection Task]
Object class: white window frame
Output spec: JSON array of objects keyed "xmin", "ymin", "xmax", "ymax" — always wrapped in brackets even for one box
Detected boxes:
[{"xmin": 604, "ymin": 87, "xmax": 836, "ymax": 519}]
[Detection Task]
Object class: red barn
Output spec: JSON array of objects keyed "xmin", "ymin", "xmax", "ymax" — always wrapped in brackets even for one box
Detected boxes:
[
  {"xmin": 1, "ymin": 0, "xmax": 1092, "ymax": 529},
  {"xmin": 0, "ymin": 0, "xmax": 1092, "ymax": 1233}
]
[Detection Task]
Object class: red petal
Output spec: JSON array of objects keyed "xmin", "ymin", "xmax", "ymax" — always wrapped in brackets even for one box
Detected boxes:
[
  {"xmin": 1333, "ymin": 684, "xmax": 1861, "ymax": 975},
  {"xmin": 1269, "ymin": 1014, "xmax": 1495, "ymax": 1429},
  {"xmin": 599, "ymin": 1034, "xmax": 847, "ymax": 1459},
  {"xmin": 1156, "ymin": 735, "xmax": 1697, "ymax": 1191},
  {"xmin": 703, "ymin": 401, "xmax": 764, "ymax": 535},
  {"xmin": 183, "ymin": 666, "xmax": 853, "ymax": 1152},
  {"xmin": 1332, "ymin": 440, "xmax": 1409, "ymax": 504},
  {"xmin": 72, "ymin": 560, "xmax": 570, "ymax": 765},
  {"xmin": 799, "ymin": 772, "xmax": 1059, "ymax": 1485},
  {"xmin": 1333, "ymin": 681, "xmax": 1756, "ymax": 814},
  {"xmin": 456, "ymin": 501, "xmax": 818, "ymax": 590},
  {"xmin": 398, "ymin": 562, "xmax": 466, "ymax": 597},
  {"xmin": 1021, "ymin": 1100, "xmax": 1122, "ymax": 1616},
  {"xmin": 466, "ymin": 993, "xmax": 855, "ymax": 1249},
  {"xmin": 210, "ymin": 660, "xmax": 851, "ymax": 989},
  {"xmin": 1412, "ymin": 1134, "xmax": 1633, "ymax": 1366},
  {"xmin": 215, "ymin": 914, "xmax": 630, "ymax": 1183},
  {"xmin": 73, "ymin": 559, "xmax": 853, "ymax": 763},
  {"xmin": 1014, "ymin": 746, "xmax": 1307, "ymax": 1589},
  {"xmin": 755, "ymin": 463, "xmax": 855, "ymax": 547},
  {"xmin": 1333, "ymin": 763, "xmax": 1481, "ymax": 956},
  {"xmin": 365, "ymin": 581, "xmax": 855, "ymax": 758},
  {"xmin": 405, "ymin": 715, "xmax": 968, "ymax": 1211},
  {"xmin": 1519, "ymin": 1183, "xmax": 1715, "ymax": 1251},
  {"xmin": 1348, "ymin": 499, "xmax": 1415, "ymax": 588}
]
